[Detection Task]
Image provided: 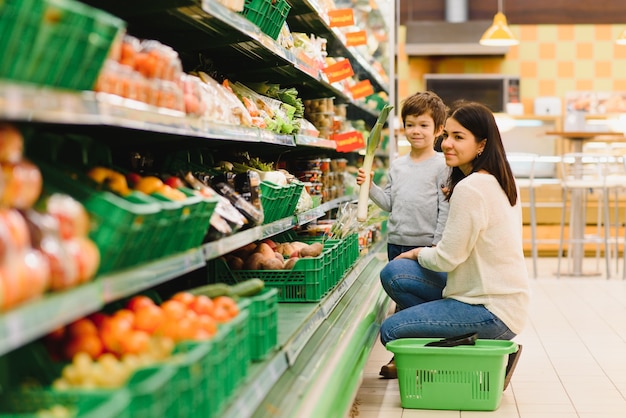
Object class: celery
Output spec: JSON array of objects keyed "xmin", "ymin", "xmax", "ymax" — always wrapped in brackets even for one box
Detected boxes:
[{"xmin": 357, "ymin": 104, "xmax": 393, "ymax": 222}]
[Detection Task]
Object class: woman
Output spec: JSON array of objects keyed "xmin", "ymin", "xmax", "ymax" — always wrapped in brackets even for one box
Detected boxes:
[{"xmin": 378, "ymin": 101, "xmax": 529, "ymax": 381}]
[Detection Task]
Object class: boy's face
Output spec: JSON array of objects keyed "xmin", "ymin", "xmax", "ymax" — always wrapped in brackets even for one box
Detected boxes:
[{"xmin": 403, "ymin": 114, "xmax": 443, "ymax": 151}]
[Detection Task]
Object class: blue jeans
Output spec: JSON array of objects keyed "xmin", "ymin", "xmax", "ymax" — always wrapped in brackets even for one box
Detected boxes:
[
  {"xmin": 379, "ymin": 259, "xmax": 516, "ymax": 345},
  {"xmin": 387, "ymin": 244, "xmax": 419, "ymax": 261}
]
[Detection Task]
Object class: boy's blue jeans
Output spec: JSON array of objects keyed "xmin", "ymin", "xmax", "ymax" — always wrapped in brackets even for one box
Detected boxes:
[{"xmin": 379, "ymin": 258, "xmax": 516, "ymax": 345}]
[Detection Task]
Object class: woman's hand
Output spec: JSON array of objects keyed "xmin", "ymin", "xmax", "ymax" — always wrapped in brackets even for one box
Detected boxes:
[
  {"xmin": 396, "ymin": 247, "xmax": 422, "ymax": 261},
  {"xmin": 355, "ymin": 168, "xmax": 372, "ymax": 187}
]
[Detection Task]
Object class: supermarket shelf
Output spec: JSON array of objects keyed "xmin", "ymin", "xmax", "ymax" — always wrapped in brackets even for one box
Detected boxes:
[
  {"xmin": 203, "ymin": 194, "xmax": 357, "ymax": 259},
  {"xmin": 0, "ymin": 281, "xmax": 103, "ymax": 357},
  {"xmin": 286, "ymin": 0, "xmax": 389, "ymax": 94},
  {"xmin": 0, "ymin": 195, "xmax": 355, "ymax": 357},
  {"xmin": 220, "ymin": 238, "xmax": 389, "ymax": 418},
  {"xmin": 0, "ymin": 248, "xmax": 205, "ymax": 357},
  {"xmin": 0, "ymin": 82, "xmax": 298, "ymax": 146},
  {"xmin": 101, "ymin": 248, "xmax": 207, "ymax": 302},
  {"xmin": 77, "ymin": 0, "xmax": 381, "ymax": 125}
]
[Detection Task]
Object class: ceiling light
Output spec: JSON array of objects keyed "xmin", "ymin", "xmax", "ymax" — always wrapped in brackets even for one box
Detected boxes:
[
  {"xmin": 479, "ymin": 0, "xmax": 519, "ymax": 47},
  {"xmin": 616, "ymin": 28, "xmax": 626, "ymax": 45}
]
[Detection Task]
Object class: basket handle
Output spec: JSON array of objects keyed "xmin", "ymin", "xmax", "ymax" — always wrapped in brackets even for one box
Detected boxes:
[{"xmin": 424, "ymin": 332, "xmax": 478, "ymax": 347}]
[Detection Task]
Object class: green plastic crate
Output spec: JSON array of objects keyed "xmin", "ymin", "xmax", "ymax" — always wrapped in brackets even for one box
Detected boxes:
[
  {"xmin": 168, "ymin": 341, "xmax": 212, "ymax": 418},
  {"xmin": 260, "ymin": 180, "xmax": 302, "ymax": 224},
  {"xmin": 0, "ymin": 0, "xmax": 125, "ymax": 90},
  {"xmin": 209, "ymin": 249, "xmax": 330, "ymax": 301},
  {"xmin": 275, "ymin": 231, "xmax": 343, "ymax": 291},
  {"xmin": 125, "ymin": 365, "xmax": 177, "ymax": 417},
  {"xmin": 223, "ymin": 301, "xmax": 250, "ymax": 399},
  {"xmin": 386, "ymin": 339, "xmax": 518, "ymax": 411},
  {"xmin": 245, "ymin": 288, "xmax": 278, "ymax": 361},
  {"xmin": 0, "ymin": 389, "xmax": 130, "ymax": 418},
  {"xmin": 240, "ymin": 0, "xmax": 291, "ymax": 40},
  {"xmin": 35, "ymin": 160, "xmax": 163, "ymax": 275},
  {"xmin": 204, "ymin": 324, "xmax": 232, "ymax": 416}
]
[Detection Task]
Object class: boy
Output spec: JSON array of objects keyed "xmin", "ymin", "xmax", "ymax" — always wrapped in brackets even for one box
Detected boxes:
[{"xmin": 357, "ymin": 91, "xmax": 450, "ymax": 261}]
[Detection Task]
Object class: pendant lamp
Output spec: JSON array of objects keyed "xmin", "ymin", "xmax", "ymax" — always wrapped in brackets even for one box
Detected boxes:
[
  {"xmin": 616, "ymin": 28, "xmax": 626, "ymax": 45},
  {"xmin": 479, "ymin": 0, "xmax": 519, "ymax": 46}
]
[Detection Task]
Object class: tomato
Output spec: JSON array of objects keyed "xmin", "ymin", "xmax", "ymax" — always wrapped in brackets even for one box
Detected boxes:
[
  {"xmin": 125, "ymin": 295, "xmax": 155, "ymax": 312},
  {"xmin": 133, "ymin": 304, "xmax": 164, "ymax": 334},
  {"xmin": 66, "ymin": 318, "xmax": 98, "ymax": 337},
  {"xmin": 100, "ymin": 315, "xmax": 132, "ymax": 356},
  {"xmin": 170, "ymin": 291, "xmax": 195, "ymax": 307},
  {"xmin": 119, "ymin": 330, "xmax": 150, "ymax": 355},
  {"xmin": 64, "ymin": 333, "xmax": 104, "ymax": 360},
  {"xmin": 161, "ymin": 299, "xmax": 187, "ymax": 320},
  {"xmin": 188, "ymin": 295, "xmax": 214, "ymax": 316},
  {"xmin": 197, "ymin": 314, "xmax": 217, "ymax": 337},
  {"xmin": 211, "ymin": 296, "xmax": 239, "ymax": 322}
]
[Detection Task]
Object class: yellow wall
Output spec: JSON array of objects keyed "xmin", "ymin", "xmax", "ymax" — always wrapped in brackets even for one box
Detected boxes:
[{"xmin": 398, "ymin": 24, "xmax": 626, "ymax": 113}]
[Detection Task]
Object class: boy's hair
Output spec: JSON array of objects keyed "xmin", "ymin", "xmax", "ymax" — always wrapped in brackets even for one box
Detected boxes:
[{"xmin": 401, "ymin": 91, "xmax": 447, "ymax": 129}]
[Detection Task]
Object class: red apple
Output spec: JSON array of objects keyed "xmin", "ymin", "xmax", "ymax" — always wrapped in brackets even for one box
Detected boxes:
[
  {"xmin": 65, "ymin": 236, "xmax": 101, "ymax": 283},
  {"xmin": 0, "ymin": 209, "xmax": 31, "ymax": 252},
  {"xmin": 41, "ymin": 236, "xmax": 80, "ymax": 291},
  {"xmin": 46, "ymin": 194, "xmax": 91, "ymax": 239},
  {"xmin": 18, "ymin": 249, "xmax": 50, "ymax": 302}
]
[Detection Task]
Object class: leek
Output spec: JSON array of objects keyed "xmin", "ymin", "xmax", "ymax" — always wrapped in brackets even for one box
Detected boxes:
[{"xmin": 357, "ymin": 104, "xmax": 393, "ymax": 222}]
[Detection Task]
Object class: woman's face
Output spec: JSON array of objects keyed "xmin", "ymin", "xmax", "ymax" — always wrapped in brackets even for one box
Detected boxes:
[{"xmin": 441, "ymin": 117, "xmax": 485, "ymax": 175}]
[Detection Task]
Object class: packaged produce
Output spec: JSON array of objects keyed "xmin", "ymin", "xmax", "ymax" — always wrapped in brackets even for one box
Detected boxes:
[{"xmin": 214, "ymin": 182, "xmax": 264, "ymax": 226}]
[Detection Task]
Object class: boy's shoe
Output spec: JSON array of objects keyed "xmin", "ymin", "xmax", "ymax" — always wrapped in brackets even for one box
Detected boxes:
[
  {"xmin": 379, "ymin": 357, "xmax": 397, "ymax": 379},
  {"xmin": 503, "ymin": 344, "xmax": 523, "ymax": 390}
]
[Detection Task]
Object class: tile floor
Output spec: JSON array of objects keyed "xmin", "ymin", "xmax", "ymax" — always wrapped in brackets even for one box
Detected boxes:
[{"xmin": 347, "ymin": 257, "xmax": 626, "ymax": 418}]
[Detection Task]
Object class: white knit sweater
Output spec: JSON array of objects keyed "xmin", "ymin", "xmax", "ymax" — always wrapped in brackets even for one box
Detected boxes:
[{"xmin": 418, "ymin": 172, "xmax": 530, "ymax": 335}]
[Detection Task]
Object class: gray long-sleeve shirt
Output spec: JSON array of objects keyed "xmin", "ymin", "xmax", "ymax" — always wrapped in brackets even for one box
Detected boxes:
[{"xmin": 369, "ymin": 153, "xmax": 449, "ymax": 246}]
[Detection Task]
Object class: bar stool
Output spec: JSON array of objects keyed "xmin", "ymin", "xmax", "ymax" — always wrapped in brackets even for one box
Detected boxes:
[
  {"xmin": 557, "ymin": 153, "xmax": 618, "ymax": 278},
  {"xmin": 508, "ymin": 153, "xmax": 562, "ymax": 278}
]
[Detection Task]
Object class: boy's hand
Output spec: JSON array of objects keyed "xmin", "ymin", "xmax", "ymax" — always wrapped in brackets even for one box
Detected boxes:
[{"xmin": 356, "ymin": 168, "xmax": 373, "ymax": 187}]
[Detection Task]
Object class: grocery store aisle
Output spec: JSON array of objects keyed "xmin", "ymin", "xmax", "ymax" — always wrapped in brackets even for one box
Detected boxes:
[{"xmin": 347, "ymin": 257, "xmax": 626, "ymax": 418}]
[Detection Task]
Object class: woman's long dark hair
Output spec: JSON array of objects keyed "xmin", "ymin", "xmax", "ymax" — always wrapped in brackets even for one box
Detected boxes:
[{"xmin": 445, "ymin": 101, "xmax": 518, "ymax": 206}]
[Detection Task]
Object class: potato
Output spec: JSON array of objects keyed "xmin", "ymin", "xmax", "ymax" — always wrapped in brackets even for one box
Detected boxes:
[
  {"xmin": 299, "ymin": 242, "xmax": 323, "ymax": 258},
  {"xmin": 256, "ymin": 242, "xmax": 275, "ymax": 259},
  {"xmin": 274, "ymin": 251, "xmax": 285, "ymax": 264},
  {"xmin": 225, "ymin": 255, "xmax": 244, "ymax": 270},
  {"xmin": 291, "ymin": 242, "xmax": 308, "ymax": 253},
  {"xmin": 244, "ymin": 252, "xmax": 265, "ymax": 270},
  {"xmin": 233, "ymin": 242, "xmax": 257, "ymax": 259},
  {"xmin": 260, "ymin": 257, "xmax": 284, "ymax": 270},
  {"xmin": 283, "ymin": 257, "xmax": 298, "ymax": 270}
]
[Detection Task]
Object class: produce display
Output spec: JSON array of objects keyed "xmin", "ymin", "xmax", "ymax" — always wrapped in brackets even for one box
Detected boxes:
[
  {"xmin": 223, "ymin": 238, "xmax": 324, "ymax": 271},
  {"xmin": 44, "ymin": 292, "xmax": 241, "ymax": 389},
  {"xmin": 0, "ymin": 124, "xmax": 101, "ymax": 311}
]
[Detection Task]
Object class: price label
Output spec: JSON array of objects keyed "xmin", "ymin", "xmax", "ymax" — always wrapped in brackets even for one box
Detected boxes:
[
  {"xmin": 322, "ymin": 60, "xmax": 354, "ymax": 84},
  {"xmin": 328, "ymin": 9, "xmax": 355, "ymax": 27},
  {"xmin": 345, "ymin": 30, "xmax": 368, "ymax": 47},
  {"xmin": 349, "ymin": 80, "xmax": 374, "ymax": 99},
  {"xmin": 332, "ymin": 130, "xmax": 365, "ymax": 152}
]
